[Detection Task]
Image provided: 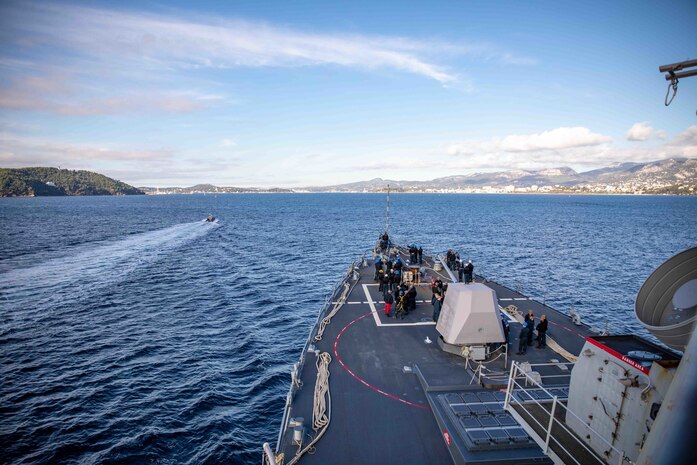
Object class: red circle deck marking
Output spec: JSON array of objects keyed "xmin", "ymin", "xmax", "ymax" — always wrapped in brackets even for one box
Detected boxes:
[{"xmin": 333, "ymin": 311, "xmax": 429, "ymax": 410}]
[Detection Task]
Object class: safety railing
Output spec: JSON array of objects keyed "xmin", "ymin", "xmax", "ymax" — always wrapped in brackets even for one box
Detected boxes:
[
  {"xmin": 272, "ymin": 249, "xmax": 370, "ymax": 454},
  {"xmin": 504, "ymin": 361, "xmax": 631, "ymax": 465}
]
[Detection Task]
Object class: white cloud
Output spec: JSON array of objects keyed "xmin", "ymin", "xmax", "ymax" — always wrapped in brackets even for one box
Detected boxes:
[
  {"xmin": 220, "ymin": 139, "xmax": 236, "ymax": 147},
  {"xmin": 448, "ymin": 127, "xmax": 612, "ymax": 158},
  {"xmin": 446, "ymin": 125, "xmax": 697, "ymax": 172},
  {"xmin": 1, "ymin": 2, "xmax": 461, "ymax": 85},
  {"xmin": 499, "ymin": 127, "xmax": 612, "ymax": 152},
  {"xmin": 625, "ymin": 122, "xmax": 654, "ymax": 141},
  {"xmin": 665, "ymin": 125, "xmax": 697, "ymax": 158}
]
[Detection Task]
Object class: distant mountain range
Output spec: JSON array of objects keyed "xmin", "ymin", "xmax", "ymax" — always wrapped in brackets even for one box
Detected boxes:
[
  {"xmin": 0, "ymin": 167, "xmax": 144, "ymax": 197},
  {"xmin": 8, "ymin": 158, "xmax": 691, "ymax": 198},
  {"xmin": 138, "ymin": 184, "xmax": 294, "ymax": 194},
  {"xmin": 301, "ymin": 158, "xmax": 697, "ymax": 194}
]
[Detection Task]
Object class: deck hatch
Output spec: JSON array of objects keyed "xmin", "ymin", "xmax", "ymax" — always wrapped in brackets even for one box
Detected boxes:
[
  {"xmin": 495, "ymin": 414, "xmax": 518, "ymax": 426},
  {"xmin": 506, "ymin": 427, "xmax": 531, "ymax": 443},
  {"xmin": 459, "ymin": 416, "xmax": 482, "ymax": 428},
  {"xmin": 488, "ymin": 429, "xmax": 510, "ymax": 444},
  {"xmin": 476, "ymin": 392, "xmax": 497, "ymax": 402},
  {"xmin": 466, "ymin": 430, "xmax": 491, "ymax": 445},
  {"xmin": 487, "ymin": 404, "xmax": 506, "ymax": 415},
  {"xmin": 450, "ymin": 404, "xmax": 470, "ymax": 415},
  {"xmin": 468, "ymin": 403, "xmax": 489, "ymax": 415},
  {"xmin": 478, "ymin": 414, "xmax": 499, "ymax": 427}
]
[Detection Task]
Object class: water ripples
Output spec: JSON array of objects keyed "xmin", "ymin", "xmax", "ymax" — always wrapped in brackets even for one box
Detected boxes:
[{"xmin": 1, "ymin": 194, "xmax": 696, "ymax": 464}]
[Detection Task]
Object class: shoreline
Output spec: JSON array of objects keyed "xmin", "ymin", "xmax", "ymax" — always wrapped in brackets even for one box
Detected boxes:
[{"xmin": 4, "ymin": 191, "xmax": 695, "ymax": 198}]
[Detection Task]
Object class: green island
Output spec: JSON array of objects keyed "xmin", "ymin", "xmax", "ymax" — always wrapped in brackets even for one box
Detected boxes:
[{"xmin": 0, "ymin": 167, "xmax": 144, "ymax": 197}]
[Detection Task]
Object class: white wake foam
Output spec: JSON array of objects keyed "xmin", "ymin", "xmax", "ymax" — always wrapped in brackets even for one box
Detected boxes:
[{"xmin": 0, "ymin": 221, "xmax": 219, "ymax": 310}]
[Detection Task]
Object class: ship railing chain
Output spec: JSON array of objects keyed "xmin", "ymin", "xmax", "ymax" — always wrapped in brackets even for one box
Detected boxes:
[{"xmin": 665, "ymin": 72, "xmax": 679, "ymax": 106}]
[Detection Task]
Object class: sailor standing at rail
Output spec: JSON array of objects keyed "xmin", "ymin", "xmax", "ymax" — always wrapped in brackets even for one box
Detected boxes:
[{"xmin": 464, "ymin": 260, "xmax": 474, "ymax": 284}]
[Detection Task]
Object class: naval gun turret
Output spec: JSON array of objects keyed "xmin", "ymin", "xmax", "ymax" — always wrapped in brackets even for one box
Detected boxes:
[{"xmin": 435, "ymin": 283, "xmax": 506, "ymax": 361}]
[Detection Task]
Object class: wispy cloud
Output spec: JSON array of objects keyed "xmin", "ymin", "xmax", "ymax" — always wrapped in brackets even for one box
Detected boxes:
[
  {"xmin": 0, "ymin": 136, "xmax": 172, "ymax": 168},
  {"xmin": 1, "ymin": 2, "xmax": 462, "ymax": 85},
  {"xmin": 0, "ymin": 2, "xmax": 541, "ymax": 118},
  {"xmin": 0, "ymin": 75, "xmax": 223, "ymax": 115}
]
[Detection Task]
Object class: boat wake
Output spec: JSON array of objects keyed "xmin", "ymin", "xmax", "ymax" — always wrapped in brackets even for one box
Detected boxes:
[{"xmin": 0, "ymin": 221, "xmax": 219, "ymax": 314}]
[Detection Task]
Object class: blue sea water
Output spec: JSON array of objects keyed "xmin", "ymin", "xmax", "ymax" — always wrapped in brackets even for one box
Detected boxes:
[{"xmin": 1, "ymin": 193, "xmax": 696, "ymax": 464}]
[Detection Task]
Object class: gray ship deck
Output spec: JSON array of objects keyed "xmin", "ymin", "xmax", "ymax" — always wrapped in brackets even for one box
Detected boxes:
[{"xmin": 275, "ymin": 251, "xmax": 599, "ymax": 465}]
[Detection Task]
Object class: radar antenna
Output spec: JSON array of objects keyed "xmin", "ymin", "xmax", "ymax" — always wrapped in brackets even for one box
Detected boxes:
[{"xmin": 659, "ymin": 58, "xmax": 697, "ymax": 107}]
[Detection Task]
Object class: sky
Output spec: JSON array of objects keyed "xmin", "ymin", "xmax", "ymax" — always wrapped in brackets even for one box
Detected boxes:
[{"xmin": 1, "ymin": 0, "xmax": 696, "ymax": 187}]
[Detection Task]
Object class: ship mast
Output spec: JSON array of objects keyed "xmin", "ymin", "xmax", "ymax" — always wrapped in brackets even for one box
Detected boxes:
[{"xmin": 385, "ymin": 184, "xmax": 390, "ymax": 235}]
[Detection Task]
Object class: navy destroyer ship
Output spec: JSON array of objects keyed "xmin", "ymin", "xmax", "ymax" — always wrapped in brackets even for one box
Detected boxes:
[
  {"xmin": 262, "ymin": 61, "xmax": 697, "ymax": 465},
  {"xmin": 261, "ymin": 203, "xmax": 696, "ymax": 465}
]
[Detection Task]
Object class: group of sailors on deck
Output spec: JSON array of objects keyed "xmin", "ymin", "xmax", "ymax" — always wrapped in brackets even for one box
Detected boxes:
[
  {"xmin": 374, "ymin": 252, "xmax": 420, "ymax": 320},
  {"xmin": 376, "ymin": 238, "xmax": 552, "ymax": 361},
  {"xmin": 514, "ymin": 310, "xmax": 548, "ymax": 355},
  {"xmin": 445, "ymin": 249, "xmax": 474, "ymax": 283}
]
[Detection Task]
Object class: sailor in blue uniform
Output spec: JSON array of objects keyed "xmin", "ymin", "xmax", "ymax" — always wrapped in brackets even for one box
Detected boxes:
[
  {"xmin": 517, "ymin": 322, "xmax": 530, "ymax": 355},
  {"xmin": 374, "ymin": 257, "xmax": 383, "ymax": 281}
]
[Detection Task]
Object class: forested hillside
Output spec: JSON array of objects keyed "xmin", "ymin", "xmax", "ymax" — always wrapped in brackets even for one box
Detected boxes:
[{"xmin": 0, "ymin": 167, "xmax": 144, "ymax": 197}]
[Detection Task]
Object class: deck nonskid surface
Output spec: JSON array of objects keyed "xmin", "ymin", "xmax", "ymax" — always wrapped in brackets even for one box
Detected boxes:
[
  {"xmin": 279, "ymin": 254, "xmax": 598, "ymax": 464},
  {"xmin": 281, "ymin": 265, "xmax": 454, "ymax": 464}
]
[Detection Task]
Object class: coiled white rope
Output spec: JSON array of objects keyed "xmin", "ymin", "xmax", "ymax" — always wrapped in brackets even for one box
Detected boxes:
[
  {"xmin": 314, "ymin": 282, "xmax": 350, "ymax": 342},
  {"xmin": 286, "ymin": 352, "xmax": 332, "ymax": 465},
  {"xmin": 312, "ymin": 352, "xmax": 332, "ymax": 431}
]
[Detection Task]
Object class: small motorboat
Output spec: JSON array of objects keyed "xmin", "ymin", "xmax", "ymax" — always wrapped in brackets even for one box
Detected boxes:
[{"xmin": 205, "ymin": 215, "xmax": 216, "ymax": 222}]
